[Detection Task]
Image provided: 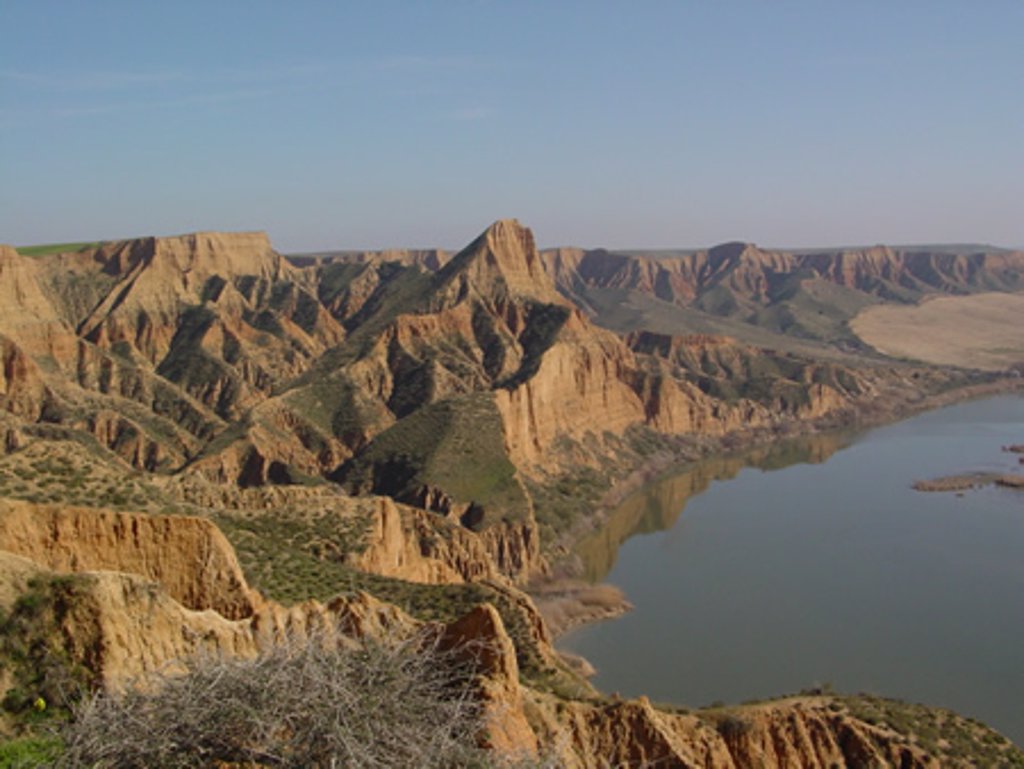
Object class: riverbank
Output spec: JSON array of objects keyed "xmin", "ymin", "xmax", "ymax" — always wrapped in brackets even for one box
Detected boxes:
[
  {"xmin": 532, "ymin": 374, "xmax": 1023, "ymax": 641},
  {"xmin": 529, "ymin": 579, "xmax": 633, "ymax": 639},
  {"xmin": 549, "ymin": 390, "xmax": 1024, "ymax": 746}
]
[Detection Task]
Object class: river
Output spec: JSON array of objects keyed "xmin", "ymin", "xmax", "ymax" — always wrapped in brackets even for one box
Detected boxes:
[{"xmin": 558, "ymin": 394, "xmax": 1024, "ymax": 746}]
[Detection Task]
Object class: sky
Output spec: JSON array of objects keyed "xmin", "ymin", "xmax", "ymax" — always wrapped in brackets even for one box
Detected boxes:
[{"xmin": 2, "ymin": 1, "xmax": 1022, "ymax": 252}]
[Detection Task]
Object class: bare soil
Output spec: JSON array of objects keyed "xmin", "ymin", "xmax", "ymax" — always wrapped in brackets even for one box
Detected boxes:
[{"xmin": 851, "ymin": 292, "xmax": 1024, "ymax": 370}]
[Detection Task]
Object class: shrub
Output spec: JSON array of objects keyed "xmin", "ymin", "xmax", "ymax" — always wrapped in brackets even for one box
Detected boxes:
[{"xmin": 58, "ymin": 634, "xmax": 491, "ymax": 768}]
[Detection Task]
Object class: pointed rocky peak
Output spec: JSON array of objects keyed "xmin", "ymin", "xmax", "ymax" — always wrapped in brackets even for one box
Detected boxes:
[{"xmin": 440, "ymin": 219, "xmax": 564, "ymax": 304}]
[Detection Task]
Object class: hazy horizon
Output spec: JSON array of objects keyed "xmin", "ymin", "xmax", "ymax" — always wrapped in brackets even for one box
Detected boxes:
[
  {"xmin": 10, "ymin": 226, "xmax": 1021, "ymax": 257},
  {"xmin": 3, "ymin": 2, "xmax": 1022, "ymax": 251}
]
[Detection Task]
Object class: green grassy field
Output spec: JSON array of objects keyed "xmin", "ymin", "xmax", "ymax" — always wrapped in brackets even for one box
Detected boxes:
[{"xmin": 15, "ymin": 242, "xmax": 101, "ymax": 257}]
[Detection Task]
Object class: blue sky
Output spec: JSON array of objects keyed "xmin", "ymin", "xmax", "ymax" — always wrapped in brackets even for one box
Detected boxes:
[{"xmin": 2, "ymin": 1, "xmax": 1022, "ymax": 251}]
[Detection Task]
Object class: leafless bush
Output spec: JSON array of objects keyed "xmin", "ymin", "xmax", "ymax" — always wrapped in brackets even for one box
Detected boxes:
[{"xmin": 57, "ymin": 634, "xmax": 495, "ymax": 768}]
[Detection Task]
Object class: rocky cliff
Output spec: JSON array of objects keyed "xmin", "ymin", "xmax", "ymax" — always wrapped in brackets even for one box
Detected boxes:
[
  {"xmin": 544, "ymin": 243, "xmax": 1024, "ymax": 310},
  {"xmin": 0, "ymin": 223, "xmax": 991, "ymax": 578},
  {"xmin": 2, "ymin": 505, "xmax": 1016, "ymax": 766},
  {"xmin": 543, "ymin": 243, "xmax": 1024, "ymax": 353},
  {"xmin": 0, "ymin": 225, "xmax": 1017, "ymax": 762}
]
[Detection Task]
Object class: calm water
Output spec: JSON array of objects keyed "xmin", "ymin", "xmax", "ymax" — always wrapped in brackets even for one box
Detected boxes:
[{"xmin": 559, "ymin": 395, "xmax": 1024, "ymax": 745}]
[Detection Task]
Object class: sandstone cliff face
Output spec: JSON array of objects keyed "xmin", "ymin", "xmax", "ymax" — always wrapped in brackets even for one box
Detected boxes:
[
  {"xmin": 544, "ymin": 242, "xmax": 1024, "ymax": 310},
  {"xmin": 77, "ymin": 232, "xmax": 295, "ymax": 364},
  {"xmin": 345, "ymin": 490, "xmax": 544, "ymax": 584},
  {"xmin": 353, "ymin": 497, "xmax": 489, "ymax": 584},
  {"xmin": 525, "ymin": 692, "xmax": 944, "ymax": 768},
  {"xmin": 0, "ymin": 502, "xmax": 1014, "ymax": 765},
  {"xmin": 439, "ymin": 604, "xmax": 539, "ymax": 756},
  {"xmin": 627, "ymin": 331, "xmax": 865, "ymax": 420},
  {"xmin": 1, "ymin": 224, "xmax": 973, "ymax": 500},
  {"xmin": 0, "ymin": 337, "xmax": 52, "ymax": 421},
  {"xmin": 288, "ymin": 248, "xmax": 450, "ymax": 271},
  {"xmin": 0, "ymin": 500, "xmax": 256, "ymax": 619},
  {"xmin": 0, "ymin": 246, "xmax": 79, "ymax": 366},
  {"xmin": 0, "ymin": 234, "xmax": 351, "ymax": 472},
  {"xmin": 73, "ymin": 232, "xmax": 344, "ymax": 419},
  {"xmin": 56, "ymin": 572, "xmax": 420, "ymax": 690}
]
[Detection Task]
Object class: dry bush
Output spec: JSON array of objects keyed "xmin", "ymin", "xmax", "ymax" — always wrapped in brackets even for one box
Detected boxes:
[{"xmin": 57, "ymin": 634, "xmax": 495, "ymax": 768}]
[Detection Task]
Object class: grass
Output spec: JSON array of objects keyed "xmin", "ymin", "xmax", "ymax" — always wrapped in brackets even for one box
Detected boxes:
[
  {"xmin": 14, "ymin": 242, "xmax": 100, "ymax": 258},
  {"xmin": 0, "ymin": 441, "xmax": 171, "ymax": 511},
  {"xmin": 213, "ymin": 507, "xmax": 373, "ymax": 606},
  {"xmin": 336, "ymin": 393, "xmax": 530, "ymax": 529},
  {"xmin": 0, "ymin": 735, "xmax": 63, "ymax": 768},
  {"xmin": 0, "ymin": 575, "xmax": 93, "ymax": 726},
  {"xmin": 213, "ymin": 506, "xmax": 583, "ymax": 693},
  {"xmin": 840, "ymin": 694, "xmax": 1024, "ymax": 766}
]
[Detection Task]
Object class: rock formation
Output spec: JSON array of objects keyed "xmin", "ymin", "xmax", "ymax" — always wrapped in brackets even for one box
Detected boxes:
[
  {"xmin": 1, "ymin": 504, "xmax": 1015, "ymax": 766},
  {"xmin": 0, "ymin": 223, "xmax": 1017, "ymax": 763}
]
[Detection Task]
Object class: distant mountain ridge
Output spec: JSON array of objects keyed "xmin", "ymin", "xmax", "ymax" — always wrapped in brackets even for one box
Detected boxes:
[{"xmin": 536, "ymin": 242, "xmax": 1024, "ymax": 352}]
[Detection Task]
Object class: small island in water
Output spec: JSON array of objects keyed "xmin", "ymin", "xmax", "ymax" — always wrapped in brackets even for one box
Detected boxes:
[{"xmin": 913, "ymin": 443, "xmax": 1024, "ymax": 492}]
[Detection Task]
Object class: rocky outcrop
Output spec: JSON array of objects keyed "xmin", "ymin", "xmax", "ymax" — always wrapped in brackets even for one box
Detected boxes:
[
  {"xmin": 0, "ymin": 336, "xmax": 52, "ymax": 421},
  {"xmin": 627, "ymin": 330, "xmax": 865, "ymax": 419},
  {"xmin": 55, "ymin": 572, "xmax": 419, "ymax": 689},
  {"xmin": 0, "ymin": 501, "xmax": 1015, "ymax": 765},
  {"xmin": 354, "ymin": 498, "xmax": 487, "ymax": 583},
  {"xmin": 0, "ymin": 246, "xmax": 79, "ymax": 366},
  {"xmin": 349, "ymin": 496, "xmax": 545, "ymax": 585},
  {"xmin": 288, "ymin": 248, "xmax": 450, "ymax": 271},
  {"xmin": 77, "ymin": 232, "xmax": 294, "ymax": 364},
  {"xmin": 0, "ymin": 500, "xmax": 257, "ymax": 619},
  {"xmin": 525, "ymin": 692, "xmax": 946, "ymax": 768},
  {"xmin": 439, "ymin": 604, "xmax": 539, "ymax": 756},
  {"xmin": 0, "ymin": 234, "xmax": 352, "ymax": 476}
]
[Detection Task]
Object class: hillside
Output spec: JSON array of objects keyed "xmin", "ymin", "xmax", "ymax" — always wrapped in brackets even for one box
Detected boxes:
[
  {"xmin": 852, "ymin": 292, "xmax": 1024, "ymax": 370},
  {"xmin": 1, "ymin": 501, "xmax": 1019, "ymax": 767},
  {"xmin": 543, "ymin": 243, "xmax": 1024, "ymax": 356},
  {"xmin": 0, "ymin": 221, "xmax": 1019, "ymax": 763},
  {"xmin": 0, "ymin": 220, "xmax": 1006, "ymax": 571}
]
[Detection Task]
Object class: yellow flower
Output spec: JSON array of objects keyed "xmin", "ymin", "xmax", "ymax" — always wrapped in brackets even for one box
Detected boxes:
[{"xmin": 32, "ymin": 697, "xmax": 46, "ymax": 712}]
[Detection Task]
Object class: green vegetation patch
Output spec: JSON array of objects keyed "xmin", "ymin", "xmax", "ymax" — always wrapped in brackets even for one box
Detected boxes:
[
  {"xmin": 336, "ymin": 393, "xmax": 530, "ymax": 529},
  {"xmin": 841, "ymin": 695, "xmax": 1024, "ymax": 766},
  {"xmin": 0, "ymin": 735, "xmax": 64, "ymax": 768},
  {"xmin": 0, "ymin": 575, "xmax": 94, "ymax": 725},
  {"xmin": 0, "ymin": 441, "xmax": 168, "ymax": 511},
  {"xmin": 214, "ymin": 507, "xmax": 372, "ymax": 606},
  {"xmin": 527, "ymin": 465, "xmax": 612, "ymax": 544},
  {"xmin": 14, "ymin": 242, "xmax": 100, "ymax": 258}
]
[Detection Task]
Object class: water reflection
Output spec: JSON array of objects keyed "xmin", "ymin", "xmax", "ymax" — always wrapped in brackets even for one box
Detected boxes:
[
  {"xmin": 561, "ymin": 395, "xmax": 1024, "ymax": 746},
  {"xmin": 578, "ymin": 429, "xmax": 857, "ymax": 582}
]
